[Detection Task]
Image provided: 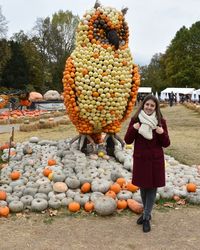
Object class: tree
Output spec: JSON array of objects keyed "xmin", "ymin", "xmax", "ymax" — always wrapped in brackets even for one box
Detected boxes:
[
  {"xmin": 140, "ymin": 53, "xmax": 166, "ymax": 93},
  {"xmin": 163, "ymin": 26, "xmax": 193, "ymax": 87},
  {"xmin": 0, "ymin": 39, "xmax": 11, "ymax": 84},
  {"xmin": 142, "ymin": 21, "xmax": 200, "ymax": 90},
  {"xmin": 32, "ymin": 10, "xmax": 79, "ymax": 91},
  {"xmin": 12, "ymin": 31, "xmax": 44, "ymax": 92},
  {"xmin": 1, "ymin": 41, "xmax": 30, "ymax": 89},
  {"xmin": 0, "ymin": 6, "xmax": 8, "ymax": 38},
  {"xmin": 187, "ymin": 21, "xmax": 200, "ymax": 88}
]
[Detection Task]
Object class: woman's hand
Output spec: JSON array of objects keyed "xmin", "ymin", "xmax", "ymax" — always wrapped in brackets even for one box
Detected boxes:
[
  {"xmin": 133, "ymin": 122, "xmax": 140, "ymax": 130},
  {"xmin": 156, "ymin": 126, "xmax": 164, "ymax": 134}
]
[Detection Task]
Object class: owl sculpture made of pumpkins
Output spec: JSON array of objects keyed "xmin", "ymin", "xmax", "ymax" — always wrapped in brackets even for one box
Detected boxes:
[{"xmin": 62, "ymin": 1, "xmax": 140, "ymax": 154}]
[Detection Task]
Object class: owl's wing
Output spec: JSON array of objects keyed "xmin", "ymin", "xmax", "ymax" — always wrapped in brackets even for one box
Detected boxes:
[
  {"xmin": 63, "ymin": 56, "xmax": 78, "ymax": 122},
  {"xmin": 62, "ymin": 56, "xmax": 94, "ymax": 134},
  {"xmin": 121, "ymin": 64, "xmax": 140, "ymax": 122}
]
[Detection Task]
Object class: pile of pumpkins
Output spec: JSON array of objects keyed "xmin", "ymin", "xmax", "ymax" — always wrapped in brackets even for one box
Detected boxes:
[
  {"xmin": 0, "ymin": 110, "xmax": 47, "ymax": 124},
  {"xmin": 0, "ymin": 137, "xmax": 200, "ymax": 218},
  {"xmin": 29, "ymin": 90, "xmax": 62, "ymax": 101},
  {"xmin": 0, "ymin": 138, "xmax": 143, "ymax": 218}
]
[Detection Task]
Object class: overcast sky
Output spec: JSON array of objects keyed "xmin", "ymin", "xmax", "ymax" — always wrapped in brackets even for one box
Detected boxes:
[{"xmin": 0, "ymin": 0, "xmax": 200, "ymax": 65}]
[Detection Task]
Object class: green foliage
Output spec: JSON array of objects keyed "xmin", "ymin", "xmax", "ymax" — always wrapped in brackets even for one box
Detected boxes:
[
  {"xmin": 1, "ymin": 8, "xmax": 199, "ymax": 94},
  {"xmin": 32, "ymin": 10, "xmax": 79, "ymax": 91},
  {"xmin": 1, "ymin": 41, "xmax": 30, "ymax": 89},
  {"xmin": 0, "ymin": 39, "xmax": 11, "ymax": 83},
  {"xmin": 140, "ymin": 53, "xmax": 166, "ymax": 93},
  {"xmin": 164, "ymin": 26, "xmax": 192, "ymax": 86},
  {"xmin": 140, "ymin": 21, "xmax": 200, "ymax": 92},
  {"xmin": 12, "ymin": 31, "xmax": 44, "ymax": 91},
  {"xmin": 0, "ymin": 10, "xmax": 79, "ymax": 93}
]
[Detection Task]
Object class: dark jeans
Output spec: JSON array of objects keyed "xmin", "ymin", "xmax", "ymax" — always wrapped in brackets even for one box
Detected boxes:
[{"xmin": 140, "ymin": 188, "xmax": 157, "ymax": 220}]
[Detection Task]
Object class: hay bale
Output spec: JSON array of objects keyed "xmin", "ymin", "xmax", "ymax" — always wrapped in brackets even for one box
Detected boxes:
[
  {"xmin": 38, "ymin": 121, "xmax": 58, "ymax": 129},
  {"xmin": 58, "ymin": 118, "xmax": 71, "ymax": 125},
  {"xmin": 19, "ymin": 123, "xmax": 39, "ymax": 132}
]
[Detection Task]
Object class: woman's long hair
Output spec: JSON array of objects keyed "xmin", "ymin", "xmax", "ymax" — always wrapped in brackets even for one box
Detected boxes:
[{"xmin": 133, "ymin": 94, "xmax": 163, "ymax": 126}]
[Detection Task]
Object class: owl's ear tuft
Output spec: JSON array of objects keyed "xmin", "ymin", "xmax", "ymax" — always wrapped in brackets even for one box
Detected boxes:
[
  {"xmin": 94, "ymin": 0, "xmax": 101, "ymax": 9},
  {"xmin": 121, "ymin": 7, "xmax": 128, "ymax": 15}
]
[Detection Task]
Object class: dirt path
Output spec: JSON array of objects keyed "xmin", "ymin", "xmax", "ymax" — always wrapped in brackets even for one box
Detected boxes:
[{"xmin": 0, "ymin": 205, "xmax": 200, "ymax": 250}]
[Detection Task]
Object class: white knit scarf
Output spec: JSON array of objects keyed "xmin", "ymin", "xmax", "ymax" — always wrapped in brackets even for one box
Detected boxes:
[{"xmin": 138, "ymin": 110, "xmax": 158, "ymax": 140}]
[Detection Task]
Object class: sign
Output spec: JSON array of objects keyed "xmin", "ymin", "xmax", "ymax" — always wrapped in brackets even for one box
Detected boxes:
[{"xmin": 34, "ymin": 102, "xmax": 65, "ymax": 111}]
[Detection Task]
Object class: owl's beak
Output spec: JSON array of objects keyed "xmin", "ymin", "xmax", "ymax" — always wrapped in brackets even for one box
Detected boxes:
[{"xmin": 106, "ymin": 29, "xmax": 119, "ymax": 50}]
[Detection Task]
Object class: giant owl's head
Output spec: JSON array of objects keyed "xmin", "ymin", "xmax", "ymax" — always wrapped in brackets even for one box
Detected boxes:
[{"xmin": 76, "ymin": 0, "xmax": 129, "ymax": 51}]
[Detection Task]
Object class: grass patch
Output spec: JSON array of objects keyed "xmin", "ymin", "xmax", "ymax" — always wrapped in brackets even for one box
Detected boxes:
[
  {"xmin": 43, "ymin": 217, "xmax": 54, "ymax": 224},
  {"xmin": 0, "ymin": 104, "xmax": 200, "ymax": 166}
]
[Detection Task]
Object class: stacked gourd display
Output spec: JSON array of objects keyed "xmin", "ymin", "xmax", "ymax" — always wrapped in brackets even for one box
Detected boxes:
[
  {"xmin": 0, "ymin": 138, "xmax": 144, "ymax": 217},
  {"xmin": 0, "ymin": 138, "xmax": 200, "ymax": 218},
  {"xmin": 62, "ymin": 5, "xmax": 140, "ymax": 139}
]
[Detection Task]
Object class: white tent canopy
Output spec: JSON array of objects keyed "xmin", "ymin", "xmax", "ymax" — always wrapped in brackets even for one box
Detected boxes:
[
  {"xmin": 191, "ymin": 89, "xmax": 200, "ymax": 101},
  {"xmin": 138, "ymin": 87, "xmax": 152, "ymax": 93},
  {"xmin": 161, "ymin": 87, "xmax": 195, "ymax": 94},
  {"xmin": 160, "ymin": 87, "xmax": 195, "ymax": 101}
]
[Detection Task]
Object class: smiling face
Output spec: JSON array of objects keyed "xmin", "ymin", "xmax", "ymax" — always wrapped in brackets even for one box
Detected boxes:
[{"xmin": 143, "ymin": 99, "xmax": 156, "ymax": 115}]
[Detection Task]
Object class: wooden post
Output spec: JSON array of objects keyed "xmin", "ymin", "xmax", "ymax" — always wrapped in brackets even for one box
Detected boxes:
[{"xmin": 7, "ymin": 127, "xmax": 15, "ymax": 163}]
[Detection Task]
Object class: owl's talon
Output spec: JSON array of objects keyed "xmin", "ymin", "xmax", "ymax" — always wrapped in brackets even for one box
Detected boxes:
[
  {"xmin": 114, "ymin": 134, "xmax": 125, "ymax": 148},
  {"xmin": 104, "ymin": 133, "xmax": 125, "ymax": 156},
  {"xmin": 103, "ymin": 133, "xmax": 116, "ymax": 157},
  {"xmin": 70, "ymin": 134, "xmax": 96, "ymax": 154},
  {"xmin": 79, "ymin": 134, "xmax": 87, "ymax": 151},
  {"xmin": 69, "ymin": 135, "xmax": 80, "ymax": 145}
]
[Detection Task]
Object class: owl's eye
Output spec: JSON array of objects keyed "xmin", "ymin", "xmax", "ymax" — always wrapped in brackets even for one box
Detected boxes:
[
  {"xmin": 106, "ymin": 30, "xmax": 119, "ymax": 50},
  {"xmin": 85, "ymin": 11, "xmax": 129, "ymax": 49},
  {"xmin": 92, "ymin": 18, "xmax": 128, "ymax": 48}
]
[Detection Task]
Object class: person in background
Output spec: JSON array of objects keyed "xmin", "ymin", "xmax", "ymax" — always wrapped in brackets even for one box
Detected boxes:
[
  {"xmin": 169, "ymin": 92, "xmax": 175, "ymax": 107},
  {"xmin": 124, "ymin": 94, "xmax": 170, "ymax": 233},
  {"xmin": 19, "ymin": 91, "xmax": 31, "ymax": 110}
]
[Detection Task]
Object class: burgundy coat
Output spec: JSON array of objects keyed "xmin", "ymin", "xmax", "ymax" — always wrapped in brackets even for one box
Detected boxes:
[{"xmin": 124, "ymin": 117, "xmax": 170, "ymax": 188}]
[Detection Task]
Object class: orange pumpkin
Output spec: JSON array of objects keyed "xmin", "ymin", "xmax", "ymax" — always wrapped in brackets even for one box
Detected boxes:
[
  {"xmin": 81, "ymin": 182, "xmax": 91, "ymax": 193},
  {"xmin": 29, "ymin": 92, "xmax": 43, "ymax": 101},
  {"xmin": 43, "ymin": 168, "xmax": 52, "ymax": 177},
  {"xmin": 123, "ymin": 183, "xmax": 139, "ymax": 192},
  {"xmin": 116, "ymin": 178, "xmax": 126, "ymax": 187},
  {"xmin": 68, "ymin": 202, "xmax": 81, "ymax": 212},
  {"xmin": 117, "ymin": 200, "xmax": 128, "ymax": 210},
  {"xmin": 110, "ymin": 183, "xmax": 121, "ymax": 194},
  {"xmin": 0, "ymin": 206, "xmax": 10, "ymax": 217},
  {"xmin": 0, "ymin": 142, "xmax": 10, "ymax": 150},
  {"xmin": 0, "ymin": 191, "xmax": 7, "ymax": 200},
  {"xmin": 0, "ymin": 94, "xmax": 9, "ymax": 109},
  {"xmin": 127, "ymin": 199, "xmax": 143, "ymax": 214},
  {"xmin": 19, "ymin": 100, "xmax": 31, "ymax": 107},
  {"xmin": 84, "ymin": 201, "xmax": 94, "ymax": 212},
  {"xmin": 105, "ymin": 190, "xmax": 117, "ymax": 199},
  {"xmin": 82, "ymin": 68, "xmax": 88, "ymax": 76},
  {"xmin": 47, "ymin": 159, "xmax": 56, "ymax": 166},
  {"xmin": 10, "ymin": 171, "xmax": 20, "ymax": 180},
  {"xmin": 186, "ymin": 183, "xmax": 197, "ymax": 192}
]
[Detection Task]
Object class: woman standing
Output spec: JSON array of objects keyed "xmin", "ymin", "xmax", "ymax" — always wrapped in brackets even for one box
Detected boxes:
[{"xmin": 124, "ymin": 95, "xmax": 170, "ymax": 233}]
